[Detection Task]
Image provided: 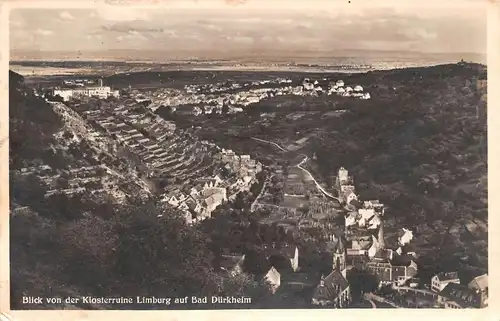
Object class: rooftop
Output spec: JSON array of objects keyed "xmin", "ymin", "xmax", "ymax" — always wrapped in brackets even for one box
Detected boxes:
[
  {"xmin": 436, "ymin": 272, "xmax": 460, "ymax": 282},
  {"xmin": 312, "ymin": 270, "xmax": 349, "ymax": 301},
  {"xmin": 468, "ymin": 274, "xmax": 488, "ymax": 292},
  {"xmin": 440, "ymin": 283, "xmax": 481, "ymax": 308}
]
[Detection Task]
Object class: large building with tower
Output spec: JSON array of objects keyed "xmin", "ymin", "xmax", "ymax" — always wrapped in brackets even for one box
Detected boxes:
[
  {"xmin": 53, "ymin": 78, "xmax": 119, "ymax": 101},
  {"xmin": 311, "ymin": 236, "xmax": 352, "ymax": 308}
]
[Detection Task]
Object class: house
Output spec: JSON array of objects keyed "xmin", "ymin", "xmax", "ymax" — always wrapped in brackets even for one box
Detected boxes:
[
  {"xmin": 354, "ymin": 85, "xmax": 363, "ymax": 92},
  {"xmin": 360, "ymin": 92, "xmax": 371, "ymax": 100},
  {"xmin": 438, "ymin": 283, "xmax": 481, "ymax": 308},
  {"xmin": 280, "ymin": 272, "xmax": 320, "ymax": 292},
  {"xmin": 240, "ymin": 155, "xmax": 251, "ymax": 162},
  {"xmin": 468, "ymin": 274, "xmax": 488, "ymax": 308},
  {"xmin": 201, "ymin": 191, "xmax": 226, "ymax": 215},
  {"xmin": 363, "ymin": 200, "xmax": 384, "ymax": 212},
  {"xmin": 340, "ymin": 185, "xmax": 357, "ymax": 204},
  {"xmin": 164, "ymin": 190, "xmax": 183, "ymax": 206},
  {"xmin": 263, "ymin": 266, "xmax": 281, "ymax": 294},
  {"xmin": 263, "ymin": 243, "xmax": 300, "ymax": 272},
  {"xmin": 337, "ymin": 167, "xmax": 349, "ymax": 184},
  {"xmin": 345, "ymin": 211, "xmax": 358, "ymax": 227},
  {"xmin": 431, "ymin": 272, "xmax": 460, "ymax": 293},
  {"xmin": 190, "ymin": 187, "xmax": 200, "ymax": 197},
  {"xmin": 336, "ymin": 80, "xmax": 345, "ymax": 87},
  {"xmin": 177, "ymin": 201, "xmax": 189, "ymax": 211},
  {"xmin": 365, "ymin": 255, "xmax": 418, "ymax": 286},
  {"xmin": 358, "ymin": 208, "xmax": 375, "ymax": 223},
  {"xmin": 311, "ymin": 270, "xmax": 351, "ymax": 308},
  {"xmin": 350, "ymin": 236, "xmax": 373, "ymax": 252},
  {"xmin": 391, "ymin": 255, "xmax": 418, "ymax": 286},
  {"xmin": 365, "ymin": 259, "xmax": 392, "ymax": 284},
  {"xmin": 192, "ymin": 106, "xmax": 202, "ymax": 116},
  {"xmin": 201, "ymin": 187, "xmax": 227, "ymax": 201},
  {"xmin": 167, "ymin": 195, "xmax": 180, "ymax": 207},
  {"xmin": 212, "ymin": 174, "xmax": 223, "ymax": 186},
  {"xmin": 367, "ymin": 214, "xmax": 381, "ymax": 230},
  {"xmin": 185, "ymin": 196, "xmax": 203, "ymax": 215},
  {"xmin": 398, "ymin": 228, "xmax": 414, "ymax": 246},
  {"xmin": 345, "ymin": 86, "xmax": 354, "ymax": 93}
]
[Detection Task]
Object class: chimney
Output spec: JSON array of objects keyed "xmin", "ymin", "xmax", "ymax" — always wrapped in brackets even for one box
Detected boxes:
[{"xmin": 320, "ymin": 275, "xmax": 325, "ymax": 287}]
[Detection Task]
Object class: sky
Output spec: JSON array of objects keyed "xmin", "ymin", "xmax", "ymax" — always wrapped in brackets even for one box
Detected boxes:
[{"xmin": 8, "ymin": 0, "xmax": 488, "ymax": 61}]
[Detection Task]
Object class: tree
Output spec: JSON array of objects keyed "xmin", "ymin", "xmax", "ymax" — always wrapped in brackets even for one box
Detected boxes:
[
  {"xmin": 111, "ymin": 205, "xmax": 221, "ymax": 297},
  {"xmin": 57, "ymin": 215, "xmax": 118, "ymax": 294}
]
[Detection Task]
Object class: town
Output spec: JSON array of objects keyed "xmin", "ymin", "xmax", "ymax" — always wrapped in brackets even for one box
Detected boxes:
[{"xmin": 9, "ymin": 72, "xmax": 486, "ymax": 309}]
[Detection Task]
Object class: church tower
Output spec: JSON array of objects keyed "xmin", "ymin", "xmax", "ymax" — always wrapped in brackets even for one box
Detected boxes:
[
  {"xmin": 333, "ymin": 237, "xmax": 347, "ymax": 278},
  {"xmin": 378, "ymin": 220, "xmax": 385, "ymax": 250},
  {"xmin": 338, "ymin": 167, "xmax": 348, "ymax": 184}
]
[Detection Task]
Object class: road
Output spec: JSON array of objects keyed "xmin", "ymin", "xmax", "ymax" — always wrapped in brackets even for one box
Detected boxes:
[
  {"xmin": 251, "ymin": 136, "xmax": 341, "ymax": 202},
  {"xmin": 296, "ymin": 157, "xmax": 342, "ymax": 202},
  {"xmin": 250, "ymin": 137, "xmax": 287, "ymax": 152},
  {"xmin": 364, "ymin": 292, "xmax": 401, "ymax": 308},
  {"xmin": 250, "ymin": 176, "xmax": 270, "ymax": 212}
]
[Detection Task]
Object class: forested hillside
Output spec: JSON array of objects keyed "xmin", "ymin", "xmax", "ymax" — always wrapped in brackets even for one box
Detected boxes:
[{"xmin": 309, "ymin": 63, "xmax": 487, "ymax": 280}]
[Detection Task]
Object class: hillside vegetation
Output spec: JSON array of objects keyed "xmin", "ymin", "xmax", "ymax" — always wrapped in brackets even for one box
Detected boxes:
[{"xmin": 9, "ymin": 71, "xmax": 268, "ymax": 309}]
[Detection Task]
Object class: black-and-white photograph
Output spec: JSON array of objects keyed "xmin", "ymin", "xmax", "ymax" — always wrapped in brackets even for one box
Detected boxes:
[{"xmin": 7, "ymin": 0, "xmax": 488, "ymax": 310}]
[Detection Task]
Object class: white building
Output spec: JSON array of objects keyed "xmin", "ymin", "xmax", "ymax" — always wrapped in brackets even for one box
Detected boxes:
[
  {"xmin": 338, "ymin": 167, "xmax": 349, "ymax": 183},
  {"xmin": 360, "ymin": 92, "xmax": 371, "ymax": 100},
  {"xmin": 431, "ymin": 272, "xmax": 460, "ymax": 293},
  {"xmin": 53, "ymin": 85, "xmax": 119, "ymax": 101},
  {"xmin": 398, "ymin": 228, "xmax": 414, "ymax": 246}
]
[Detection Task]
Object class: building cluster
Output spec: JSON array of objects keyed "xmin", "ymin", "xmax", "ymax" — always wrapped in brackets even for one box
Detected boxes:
[
  {"xmin": 184, "ymin": 78, "xmax": 292, "ymax": 95},
  {"xmin": 46, "ymin": 95, "xmax": 264, "ymax": 225},
  {"xmin": 431, "ymin": 272, "xmax": 488, "ymax": 308},
  {"xmin": 134, "ymin": 76, "xmax": 370, "ymax": 118},
  {"xmin": 215, "ymin": 236, "xmax": 352, "ymax": 308},
  {"xmin": 160, "ymin": 148, "xmax": 263, "ymax": 224},
  {"xmin": 311, "ymin": 239, "xmax": 352, "ymax": 308},
  {"xmin": 334, "ymin": 166, "xmax": 419, "ymax": 289},
  {"xmin": 334, "ymin": 166, "xmax": 488, "ymax": 308},
  {"xmin": 53, "ymin": 79, "xmax": 119, "ymax": 101},
  {"xmin": 62, "ymin": 78, "xmax": 94, "ymax": 87},
  {"xmin": 301, "ymin": 78, "xmax": 371, "ymax": 99}
]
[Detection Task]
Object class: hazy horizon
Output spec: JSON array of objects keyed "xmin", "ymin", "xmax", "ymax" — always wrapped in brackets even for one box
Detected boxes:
[{"xmin": 8, "ymin": 0, "xmax": 487, "ymax": 63}]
